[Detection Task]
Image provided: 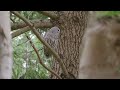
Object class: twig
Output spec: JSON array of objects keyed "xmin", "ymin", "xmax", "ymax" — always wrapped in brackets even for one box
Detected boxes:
[
  {"xmin": 10, "ymin": 12, "xmax": 16, "ymax": 23},
  {"xmin": 11, "ymin": 11, "xmax": 69, "ymax": 78},
  {"xmin": 25, "ymin": 34, "xmax": 61, "ymax": 79},
  {"xmin": 10, "ymin": 18, "xmax": 16, "ymax": 23}
]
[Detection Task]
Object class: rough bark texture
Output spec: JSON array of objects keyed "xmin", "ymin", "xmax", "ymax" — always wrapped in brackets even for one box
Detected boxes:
[
  {"xmin": 50, "ymin": 11, "xmax": 89, "ymax": 79},
  {"xmin": 0, "ymin": 11, "xmax": 13, "ymax": 79}
]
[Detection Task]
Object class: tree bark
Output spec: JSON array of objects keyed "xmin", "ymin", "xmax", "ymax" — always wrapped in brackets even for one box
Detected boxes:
[
  {"xmin": 0, "ymin": 11, "xmax": 13, "ymax": 79},
  {"xmin": 50, "ymin": 11, "xmax": 89, "ymax": 79}
]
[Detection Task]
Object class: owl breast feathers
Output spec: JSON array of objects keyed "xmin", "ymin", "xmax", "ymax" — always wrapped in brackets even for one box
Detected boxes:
[{"xmin": 43, "ymin": 26, "xmax": 60, "ymax": 58}]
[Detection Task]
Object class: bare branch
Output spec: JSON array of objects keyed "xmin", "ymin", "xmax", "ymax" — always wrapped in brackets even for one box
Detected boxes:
[
  {"xmin": 26, "ymin": 34, "xmax": 61, "ymax": 79},
  {"xmin": 11, "ymin": 11, "xmax": 69, "ymax": 78},
  {"xmin": 10, "ymin": 12, "xmax": 16, "ymax": 23},
  {"xmin": 11, "ymin": 21, "xmax": 27, "ymax": 30},
  {"xmin": 39, "ymin": 11, "xmax": 59, "ymax": 20},
  {"xmin": 11, "ymin": 20, "xmax": 53, "ymax": 38},
  {"xmin": 12, "ymin": 27, "xmax": 28, "ymax": 38},
  {"xmin": 10, "ymin": 18, "xmax": 15, "ymax": 23},
  {"xmin": 11, "ymin": 19, "xmax": 53, "ymax": 30}
]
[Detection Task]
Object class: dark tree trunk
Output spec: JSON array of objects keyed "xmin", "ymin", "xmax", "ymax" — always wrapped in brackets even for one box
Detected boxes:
[{"xmin": 50, "ymin": 11, "xmax": 89, "ymax": 79}]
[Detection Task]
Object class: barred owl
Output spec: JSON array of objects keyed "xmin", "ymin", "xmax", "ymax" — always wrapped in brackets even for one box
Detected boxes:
[{"xmin": 43, "ymin": 26, "xmax": 60, "ymax": 58}]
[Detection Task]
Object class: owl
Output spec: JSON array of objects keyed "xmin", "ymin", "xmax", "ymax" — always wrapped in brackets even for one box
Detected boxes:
[{"xmin": 43, "ymin": 26, "xmax": 60, "ymax": 58}]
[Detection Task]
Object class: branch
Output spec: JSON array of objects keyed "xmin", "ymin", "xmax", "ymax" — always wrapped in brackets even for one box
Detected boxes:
[
  {"xmin": 38, "ymin": 11, "xmax": 59, "ymax": 20},
  {"xmin": 12, "ymin": 26, "xmax": 29, "ymax": 38},
  {"xmin": 10, "ymin": 18, "xmax": 15, "ymax": 23},
  {"xmin": 11, "ymin": 19, "xmax": 53, "ymax": 30},
  {"xmin": 25, "ymin": 34, "xmax": 61, "ymax": 79},
  {"xmin": 10, "ymin": 12, "xmax": 16, "ymax": 23},
  {"xmin": 11, "ymin": 20, "xmax": 53, "ymax": 38},
  {"xmin": 11, "ymin": 11, "xmax": 69, "ymax": 78}
]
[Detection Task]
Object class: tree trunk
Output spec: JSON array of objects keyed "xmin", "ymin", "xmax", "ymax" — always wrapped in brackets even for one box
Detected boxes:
[
  {"xmin": 51, "ymin": 11, "xmax": 89, "ymax": 79},
  {"xmin": 0, "ymin": 11, "xmax": 13, "ymax": 79}
]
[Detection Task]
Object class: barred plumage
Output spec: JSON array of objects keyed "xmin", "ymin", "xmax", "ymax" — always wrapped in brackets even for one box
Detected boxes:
[{"xmin": 43, "ymin": 26, "xmax": 60, "ymax": 58}]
